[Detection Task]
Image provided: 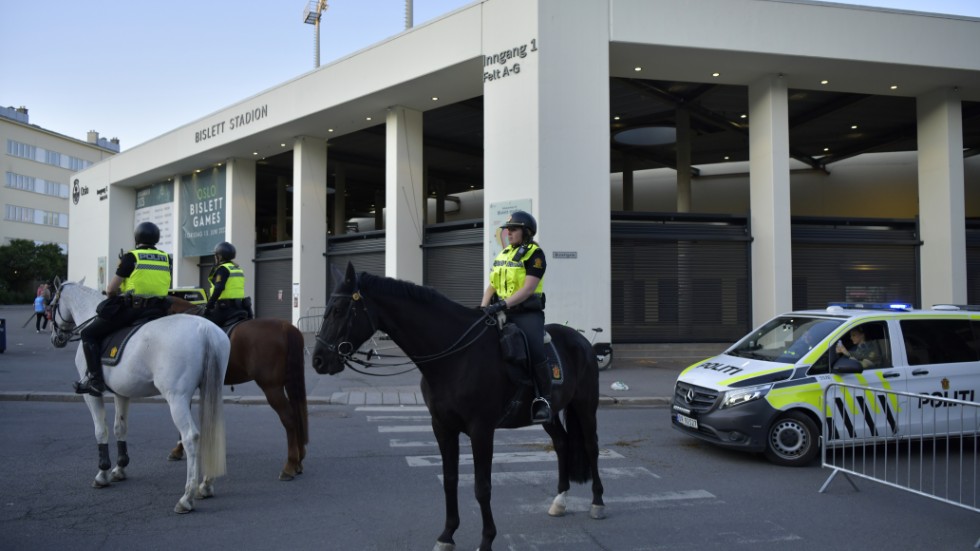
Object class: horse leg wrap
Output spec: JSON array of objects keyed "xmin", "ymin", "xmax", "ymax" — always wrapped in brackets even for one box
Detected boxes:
[
  {"xmin": 97, "ymin": 443, "xmax": 111, "ymax": 471},
  {"xmin": 116, "ymin": 441, "xmax": 129, "ymax": 468}
]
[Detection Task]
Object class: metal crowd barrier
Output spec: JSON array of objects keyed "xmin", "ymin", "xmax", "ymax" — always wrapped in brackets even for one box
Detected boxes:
[
  {"xmin": 295, "ymin": 306, "xmax": 326, "ymax": 356},
  {"xmin": 819, "ymin": 382, "xmax": 979, "ymax": 547}
]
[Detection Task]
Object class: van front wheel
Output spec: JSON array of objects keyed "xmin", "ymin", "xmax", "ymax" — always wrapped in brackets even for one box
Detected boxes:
[{"xmin": 764, "ymin": 411, "xmax": 819, "ymax": 466}]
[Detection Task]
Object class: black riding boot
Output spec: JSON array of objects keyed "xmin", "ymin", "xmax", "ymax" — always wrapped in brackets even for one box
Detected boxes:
[
  {"xmin": 74, "ymin": 341, "xmax": 106, "ymax": 396},
  {"xmin": 530, "ymin": 360, "xmax": 552, "ymax": 423}
]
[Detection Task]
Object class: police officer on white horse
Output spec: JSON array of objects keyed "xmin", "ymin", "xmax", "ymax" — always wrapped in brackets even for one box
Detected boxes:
[
  {"xmin": 75, "ymin": 222, "xmax": 172, "ymax": 396},
  {"xmin": 203, "ymin": 241, "xmax": 253, "ymax": 327}
]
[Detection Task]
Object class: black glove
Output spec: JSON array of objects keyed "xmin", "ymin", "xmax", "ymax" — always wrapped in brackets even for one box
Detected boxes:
[
  {"xmin": 205, "ymin": 302, "xmax": 215, "ymax": 312},
  {"xmin": 483, "ymin": 301, "xmax": 507, "ymax": 316}
]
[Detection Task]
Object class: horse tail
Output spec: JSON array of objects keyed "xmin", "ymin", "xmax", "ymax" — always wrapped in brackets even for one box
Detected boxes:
[
  {"xmin": 284, "ymin": 322, "xmax": 309, "ymax": 445},
  {"xmin": 564, "ymin": 405, "xmax": 594, "ymax": 484},
  {"xmin": 199, "ymin": 323, "xmax": 229, "ymax": 479}
]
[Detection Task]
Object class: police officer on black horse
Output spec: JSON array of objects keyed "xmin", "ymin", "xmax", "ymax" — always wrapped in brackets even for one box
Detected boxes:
[
  {"xmin": 75, "ymin": 222, "xmax": 173, "ymax": 396},
  {"xmin": 481, "ymin": 210, "xmax": 552, "ymax": 424},
  {"xmin": 203, "ymin": 241, "xmax": 253, "ymax": 327}
]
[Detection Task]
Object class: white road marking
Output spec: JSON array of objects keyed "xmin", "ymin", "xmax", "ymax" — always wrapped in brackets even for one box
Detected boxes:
[
  {"xmin": 367, "ymin": 415, "xmax": 432, "ymax": 422},
  {"xmin": 379, "ymin": 424, "xmax": 541, "ymax": 433},
  {"xmin": 446, "ymin": 466, "xmax": 660, "ymax": 486},
  {"xmin": 356, "ymin": 406, "xmax": 429, "ymax": 412},
  {"xmin": 407, "ymin": 448, "xmax": 623, "ymax": 467},
  {"xmin": 514, "ymin": 490, "xmax": 716, "ymax": 513}
]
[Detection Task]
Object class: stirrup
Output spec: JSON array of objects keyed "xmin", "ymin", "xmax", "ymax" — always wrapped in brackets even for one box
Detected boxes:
[
  {"xmin": 73, "ymin": 376, "xmax": 105, "ymax": 397},
  {"xmin": 531, "ymin": 397, "xmax": 552, "ymax": 423}
]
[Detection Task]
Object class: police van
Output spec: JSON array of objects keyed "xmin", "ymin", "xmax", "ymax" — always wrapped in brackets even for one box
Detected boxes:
[{"xmin": 671, "ymin": 303, "xmax": 980, "ymax": 466}]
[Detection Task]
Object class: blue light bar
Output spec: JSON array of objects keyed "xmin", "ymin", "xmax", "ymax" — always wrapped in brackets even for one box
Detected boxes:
[{"xmin": 827, "ymin": 302, "xmax": 913, "ymax": 311}]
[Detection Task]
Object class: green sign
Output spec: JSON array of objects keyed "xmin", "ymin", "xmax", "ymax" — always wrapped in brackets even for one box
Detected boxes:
[{"xmin": 180, "ymin": 167, "xmax": 226, "ymax": 257}]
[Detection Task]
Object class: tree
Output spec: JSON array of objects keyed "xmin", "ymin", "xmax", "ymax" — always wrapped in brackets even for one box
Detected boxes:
[{"xmin": 0, "ymin": 239, "xmax": 68, "ymax": 293}]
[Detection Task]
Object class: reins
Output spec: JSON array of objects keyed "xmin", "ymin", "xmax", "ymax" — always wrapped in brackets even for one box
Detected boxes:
[
  {"xmin": 316, "ymin": 287, "xmax": 497, "ymax": 376},
  {"xmin": 48, "ymin": 286, "xmax": 96, "ymax": 346}
]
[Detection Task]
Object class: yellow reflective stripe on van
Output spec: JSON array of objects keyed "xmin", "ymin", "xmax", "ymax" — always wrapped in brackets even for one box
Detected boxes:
[
  {"xmin": 766, "ymin": 382, "xmax": 823, "ymax": 410},
  {"xmin": 718, "ymin": 366, "xmax": 792, "ymax": 387}
]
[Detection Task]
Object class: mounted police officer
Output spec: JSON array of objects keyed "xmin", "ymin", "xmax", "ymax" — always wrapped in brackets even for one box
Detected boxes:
[
  {"xmin": 481, "ymin": 210, "xmax": 551, "ymax": 423},
  {"xmin": 75, "ymin": 222, "xmax": 172, "ymax": 396},
  {"xmin": 204, "ymin": 241, "xmax": 253, "ymax": 327}
]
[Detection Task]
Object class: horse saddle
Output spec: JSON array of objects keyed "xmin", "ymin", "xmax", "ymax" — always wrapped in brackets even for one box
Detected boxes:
[
  {"xmin": 218, "ymin": 317, "xmax": 247, "ymax": 337},
  {"xmin": 99, "ymin": 319, "xmax": 154, "ymax": 366},
  {"xmin": 499, "ymin": 325, "xmax": 564, "ymax": 386},
  {"xmin": 496, "ymin": 329, "xmax": 564, "ymax": 429}
]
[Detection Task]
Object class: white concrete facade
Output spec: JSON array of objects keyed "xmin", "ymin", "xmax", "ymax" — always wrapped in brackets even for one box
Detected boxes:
[{"xmin": 67, "ymin": 0, "xmax": 980, "ymax": 336}]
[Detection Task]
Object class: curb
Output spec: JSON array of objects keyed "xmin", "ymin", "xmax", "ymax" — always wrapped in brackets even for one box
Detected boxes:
[{"xmin": 0, "ymin": 391, "xmax": 672, "ymax": 407}]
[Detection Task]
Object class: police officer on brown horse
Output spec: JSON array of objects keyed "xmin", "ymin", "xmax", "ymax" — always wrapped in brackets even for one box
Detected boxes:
[
  {"xmin": 204, "ymin": 241, "xmax": 253, "ymax": 327},
  {"xmin": 481, "ymin": 210, "xmax": 552, "ymax": 423},
  {"xmin": 75, "ymin": 222, "xmax": 172, "ymax": 396}
]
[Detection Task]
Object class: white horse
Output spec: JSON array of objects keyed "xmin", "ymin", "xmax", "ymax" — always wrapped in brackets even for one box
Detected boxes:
[{"xmin": 49, "ymin": 280, "xmax": 231, "ymax": 514}]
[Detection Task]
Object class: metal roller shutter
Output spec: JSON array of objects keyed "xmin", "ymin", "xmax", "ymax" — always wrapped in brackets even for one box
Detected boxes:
[
  {"xmin": 611, "ymin": 213, "xmax": 751, "ymax": 343},
  {"xmin": 423, "ymin": 220, "xmax": 483, "ymax": 307},
  {"xmin": 791, "ymin": 217, "xmax": 920, "ymax": 309},
  {"xmin": 327, "ymin": 231, "xmax": 386, "ymax": 293},
  {"xmin": 254, "ymin": 243, "xmax": 293, "ymax": 321}
]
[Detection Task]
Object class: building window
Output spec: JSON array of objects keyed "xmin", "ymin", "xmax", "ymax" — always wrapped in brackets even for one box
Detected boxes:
[
  {"xmin": 4, "ymin": 204, "xmax": 68, "ymax": 227},
  {"xmin": 6, "ymin": 139, "xmax": 36, "ymax": 160},
  {"xmin": 5, "ymin": 172, "xmax": 69, "ymax": 198},
  {"xmin": 6, "ymin": 140, "xmax": 93, "ymax": 171}
]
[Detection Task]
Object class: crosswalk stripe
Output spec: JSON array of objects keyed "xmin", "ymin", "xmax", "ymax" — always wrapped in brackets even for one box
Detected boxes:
[
  {"xmin": 406, "ymin": 448, "xmax": 623, "ymax": 467},
  {"xmin": 367, "ymin": 415, "xmax": 432, "ymax": 422},
  {"xmin": 379, "ymin": 424, "xmax": 542, "ymax": 433},
  {"xmin": 446, "ymin": 466, "xmax": 660, "ymax": 486},
  {"xmin": 356, "ymin": 406, "xmax": 429, "ymax": 412},
  {"xmin": 513, "ymin": 490, "xmax": 716, "ymax": 513},
  {"xmin": 389, "ymin": 438, "xmax": 553, "ymax": 448}
]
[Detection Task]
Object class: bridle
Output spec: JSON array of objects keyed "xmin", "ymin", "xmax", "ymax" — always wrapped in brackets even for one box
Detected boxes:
[
  {"xmin": 48, "ymin": 285, "xmax": 95, "ymax": 347},
  {"xmin": 315, "ymin": 281, "xmax": 495, "ymax": 375}
]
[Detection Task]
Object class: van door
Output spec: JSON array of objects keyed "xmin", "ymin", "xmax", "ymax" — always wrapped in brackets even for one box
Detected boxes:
[
  {"xmin": 826, "ymin": 320, "xmax": 908, "ymax": 441},
  {"xmin": 899, "ymin": 317, "xmax": 980, "ymax": 438}
]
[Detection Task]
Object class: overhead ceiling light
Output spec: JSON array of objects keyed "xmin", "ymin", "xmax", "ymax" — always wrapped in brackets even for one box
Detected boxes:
[
  {"xmin": 890, "ymin": 85, "xmax": 899, "ymax": 90},
  {"xmin": 252, "ymin": 152, "xmax": 259, "ymax": 155},
  {"xmin": 712, "ymin": 72, "xmax": 720, "ymax": 77},
  {"xmin": 280, "ymin": 143, "xmax": 286, "ymax": 147},
  {"xmin": 633, "ymin": 66, "xmax": 642, "ymax": 72},
  {"xmin": 740, "ymin": 114, "xmax": 747, "ymax": 119},
  {"xmin": 366, "ymin": 116, "xmax": 372, "ymax": 121},
  {"xmin": 820, "ymin": 80, "xmax": 829, "ymax": 85},
  {"xmin": 824, "ymin": 147, "xmax": 830, "ymax": 152},
  {"xmin": 431, "ymin": 96, "xmax": 438, "ymax": 101},
  {"xmin": 724, "ymin": 155, "xmax": 730, "ymax": 160},
  {"xmin": 613, "ymin": 115, "xmax": 621, "ymax": 121},
  {"xmin": 328, "ymin": 128, "xmax": 334, "ymax": 133},
  {"xmin": 195, "ymin": 169, "xmax": 202, "ymax": 173},
  {"xmin": 851, "ymin": 125, "xmax": 858, "ymax": 130}
]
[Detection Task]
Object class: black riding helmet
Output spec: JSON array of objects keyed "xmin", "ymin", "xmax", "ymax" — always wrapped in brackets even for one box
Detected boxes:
[
  {"xmin": 134, "ymin": 222, "xmax": 160, "ymax": 246},
  {"xmin": 213, "ymin": 241, "xmax": 236, "ymax": 262},
  {"xmin": 501, "ymin": 210, "xmax": 537, "ymax": 240}
]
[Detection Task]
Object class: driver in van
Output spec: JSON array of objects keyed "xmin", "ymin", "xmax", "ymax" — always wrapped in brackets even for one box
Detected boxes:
[{"xmin": 835, "ymin": 326, "xmax": 880, "ymax": 368}]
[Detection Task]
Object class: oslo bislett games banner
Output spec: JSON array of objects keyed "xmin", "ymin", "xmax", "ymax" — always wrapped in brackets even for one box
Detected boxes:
[{"xmin": 180, "ymin": 167, "xmax": 226, "ymax": 257}]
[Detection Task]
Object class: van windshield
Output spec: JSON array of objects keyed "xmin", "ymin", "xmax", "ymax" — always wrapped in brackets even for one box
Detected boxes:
[{"xmin": 728, "ymin": 316, "xmax": 843, "ymax": 363}]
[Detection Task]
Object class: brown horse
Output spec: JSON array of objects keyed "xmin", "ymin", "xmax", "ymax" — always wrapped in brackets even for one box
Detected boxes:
[{"xmin": 169, "ymin": 298, "xmax": 308, "ymax": 480}]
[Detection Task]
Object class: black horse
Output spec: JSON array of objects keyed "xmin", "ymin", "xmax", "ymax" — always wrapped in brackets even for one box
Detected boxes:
[{"xmin": 311, "ymin": 263, "xmax": 604, "ymax": 551}]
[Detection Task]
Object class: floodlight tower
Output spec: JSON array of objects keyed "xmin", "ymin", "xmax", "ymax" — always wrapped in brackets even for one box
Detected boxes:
[{"xmin": 303, "ymin": 0, "xmax": 329, "ymax": 68}]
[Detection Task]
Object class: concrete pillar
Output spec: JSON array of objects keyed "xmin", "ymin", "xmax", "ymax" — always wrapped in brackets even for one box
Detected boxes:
[
  {"xmin": 276, "ymin": 175, "xmax": 289, "ymax": 241},
  {"xmin": 622, "ymin": 156, "xmax": 634, "ymax": 211},
  {"xmin": 292, "ymin": 136, "xmax": 329, "ymax": 323},
  {"xmin": 748, "ymin": 74, "xmax": 793, "ymax": 325},
  {"xmin": 482, "ymin": 0, "xmax": 611, "ymax": 337},
  {"xmin": 225, "ymin": 158, "xmax": 257, "ymax": 300},
  {"xmin": 385, "ymin": 105, "xmax": 425, "ymax": 283},
  {"xmin": 332, "ymin": 163, "xmax": 347, "ymax": 236},
  {"xmin": 170, "ymin": 174, "xmax": 200, "ymax": 287},
  {"xmin": 917, "ymin": 88, "xmax": 966, "ymax": 306},
  {"xmin": 676, "ymin": 107, "xmax": 692, "ymax": 212}
]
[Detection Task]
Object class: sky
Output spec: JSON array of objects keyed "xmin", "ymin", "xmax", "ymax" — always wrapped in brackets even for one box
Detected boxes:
[{"xmin": 2, "ymin": 0, "xmax": 979, "ymax": 151}]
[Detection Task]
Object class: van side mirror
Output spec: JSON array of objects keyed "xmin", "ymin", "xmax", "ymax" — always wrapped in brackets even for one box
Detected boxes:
[{"xmin": 832, "ymin": 356, "xmax": 863, "ymax": 374}]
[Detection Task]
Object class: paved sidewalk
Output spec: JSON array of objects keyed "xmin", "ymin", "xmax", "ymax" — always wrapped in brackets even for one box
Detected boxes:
[{"xmin": 0, "ymin": 304, "xmax": 724, "ymax": 408}]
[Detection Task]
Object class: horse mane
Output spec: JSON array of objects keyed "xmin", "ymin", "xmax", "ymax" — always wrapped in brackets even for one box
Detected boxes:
[
  {"xmin": 62, "ymin": 281, "xmax": 103, "ymax": 300},
  {"xmin": 358, "ymin": 272, "xmax": 469, "ymax": 312}
]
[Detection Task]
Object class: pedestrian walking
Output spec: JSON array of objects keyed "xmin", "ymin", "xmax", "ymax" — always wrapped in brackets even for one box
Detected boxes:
[{"xmin": 34, "ymin": 295, "xmax": 48, "ymax": 333}]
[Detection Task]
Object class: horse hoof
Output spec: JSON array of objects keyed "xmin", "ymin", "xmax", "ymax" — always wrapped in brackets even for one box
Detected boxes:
[
  {"xmin": 91, "ymin": 480, "xmax": 110, "ymax": 489},
  {"xmin": 432, "ymin": 542, "xmax": 455, "ymax": 551},
  {"xmin": 279, "ymin": 471, "xmax": 295, "ymax": 481},
  {"xmin": 548, "ymin": 503, "xmax": 566, "ymax": 517},
  {"xmin": 110, "ymin": 470, "xmax": 126, "ymax": 482},
  {"xmin": 174, "ymin": 502, "xmax": 193, "ymax": 514},
  {"xmin": 167, "ymin": 453, "xmax": 184, "ymax": 462},
  {"xmin": 590, "ymin": 504, "xmax": 606, "ymax": 520}
]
